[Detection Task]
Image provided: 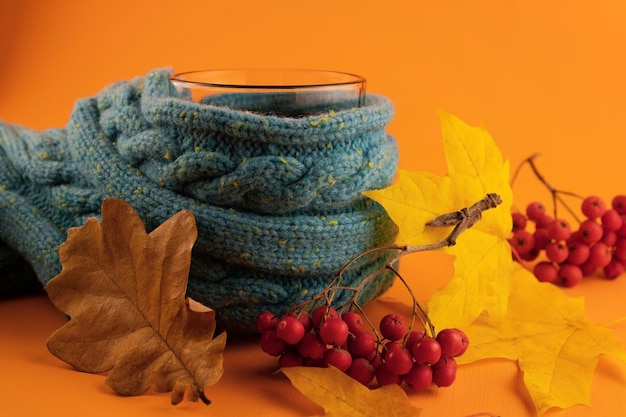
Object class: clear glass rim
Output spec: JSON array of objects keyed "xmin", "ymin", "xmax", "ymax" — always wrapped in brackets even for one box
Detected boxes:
[{"xmin": 170, "ymin": 68, "xmax": 366, "ymax": 90}]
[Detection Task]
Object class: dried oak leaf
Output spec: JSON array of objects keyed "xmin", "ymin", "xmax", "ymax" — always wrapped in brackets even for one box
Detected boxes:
[
  {"xmin": 46, "ymin": 198, "xmax": 226, "ymax": 405},
  {"xmin": 281, "ymin": 366, "xmax": 420, "ymax": 417}
]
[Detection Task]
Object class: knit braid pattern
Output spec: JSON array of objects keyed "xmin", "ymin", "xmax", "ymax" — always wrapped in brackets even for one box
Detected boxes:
[{"xmin": 0, "ymin": 69, "xmax": 399, "ymax": 333}]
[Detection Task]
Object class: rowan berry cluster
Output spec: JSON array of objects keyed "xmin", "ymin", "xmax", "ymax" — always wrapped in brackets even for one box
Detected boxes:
[
  {"xmin": 257, "ymin": 305, "xmax": 468, "ymax": 390},
  {"xmin": 510, "ymin": 195, "xmax": 626, "ymax": 286},
  {"xmin": 255, "ymin": 195, "xmax": 500, "ymax": 391}
]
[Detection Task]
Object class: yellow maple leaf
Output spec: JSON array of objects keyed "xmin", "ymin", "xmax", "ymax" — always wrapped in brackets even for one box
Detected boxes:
[
  {"xmin": 460, "ymin": 267, "xmax": 626, "ymax": 415},
  {"xmin": 281, "ymin": 366, "xmax": 420, "ymax": 417},
  {"xmin": 365, "ymin": 110, "xmax": 514, "ymax": 327}
]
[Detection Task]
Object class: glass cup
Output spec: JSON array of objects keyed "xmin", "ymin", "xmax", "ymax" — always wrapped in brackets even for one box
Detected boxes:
[{"xmin": 170, "ymin": 69, "xmax": 366, "ymax": 117}]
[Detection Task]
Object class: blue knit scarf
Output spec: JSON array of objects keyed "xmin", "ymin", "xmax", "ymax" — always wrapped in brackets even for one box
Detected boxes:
[{"xmin": 0, "ymin": 69, "xmax": 398, "ymax": 333}]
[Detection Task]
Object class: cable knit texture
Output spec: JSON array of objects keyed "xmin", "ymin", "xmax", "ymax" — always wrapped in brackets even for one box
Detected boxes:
[{"xmin": 0, "ymin": 69, "xmax": 399, "ymax": 333}]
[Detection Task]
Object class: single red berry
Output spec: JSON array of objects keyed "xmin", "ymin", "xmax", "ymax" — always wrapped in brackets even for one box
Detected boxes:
[
  {"xmin": 533, "ymin": 227, "xmax": 552, "ymax": 250},
  {"xmin": 535, "ymin": 214, "xmax": 554, "ymax": 229},
  {"xmin": 276, "ymin": 316, "xmax": 306, "ymax": 345},
  {"xmin": 311, "ymin": 305, "xmax": 338, "ymax": 329},
  {"xmin": 567, "ymin": 241, "xmax": 590, "ymax": 265},
  {"xmin": 319, "ymin": 317, "xmax": 349, "ymax": 346},
  {"xmin": 452, "ymin": 328, "xmax": 469, "ymax": 356},
  {"xmin": 260, "ymin": 330, "xmax": 288, "ymax": 357},
  {"xmin": 347, "ymin": 330, "xmax": 377, "ymax": 358},
  {"xmin": 411, "ymin": 336, "xmax": 442, "ymax": 365},
  {"xmin": 346, "ymin": 357, "xmax": 376, "ymax": 385},
  {"xmin": 375, "ymin": 363, "xmax": 403, "ymax": 386},
  {"xmin": 603, "ymin": 260, "xmax": 625, "ymax": 279},
  {"xmin": 432, "ymin": 361, "xmax": 457, "ymax": 387},
  {"xmin": 379, "ymin": 313, "xmax": 408, "ymax": 341},
  {"xmin": 602, "ymin": 230, "xmax": 618, "ymax": 246},
  {"xmin": 601, "ymin": 209, "xmax": 624, "ymax": 232},
  {"xmin": 558, "ymin": 264, "xmax": 583, "ymax": 287},
  {"xmin": 404, "ymin": 330, "xmax": 425, "ymax": 352},
  {"xmin": 589, "ymin": 242, "xmax": 612, "ymax": 268},
  {"xmin": 256, "ymin": 311, "xmax": 278, "ymax": 333},
  {"xmin": 581, "ymin": 196, "xmax": 607, "ymax": 219},
  {"xmin": 434, "ymin": 355, "xmax": 457, "ymax": 372},
  {"xmin": 511, "ymin": 212, "xmax": 527, "ymax": 231},
  {"xmin": 291, "ymin": 310, "xmax": 313, "ymax": 333},
  {"xmin": 526, "ymin": 201, "xmax": 547, "ymax": 221},
  {"xmin": 296, "ymin": 332, "xmax": 327, "ymax": 359},
  {"xmin": 383, "ymin": 346, "xmax": 413, "ymax": 375},
  {"xmin": 366, "ymin": 349, "xmax": 383, "ymax": 369},
  {"xmin": 341, "ymin": 311, "xmax": 365, "ymax": 334},
  {"xmin": 533, "ymin": 261, "xmax": 559, "ymax": 284},
  {"xmin": 612, "ymin": 195, "xmax": 626, "ymax": 215},
  {"xmin": 579, "ymin": 219, "xmax": 603, "ymax": 244},
  {"xmin": 436, "ymin": 328, "xmax": 465, "ymax": 357},
  {"xmin": 323, "ymin": 347, "xmax": 353, "ymax": 372},
  {"xmin": 579, "ymin": 259, "xmax": 597, "ymax": 276},
  {"xmin": 509, "ymin": 229, "xmax": 536, "ymax": 255},
  {"xmin": 403, "ymin": 363, "xmax": 433, "ymax": 391},
  {"xmin": 548, "ymin": 218, "xmax": 572, "ymax": 241},
  {"xmin": 545, "ymin": 241, "xmax": 569, "ymax": 264}
]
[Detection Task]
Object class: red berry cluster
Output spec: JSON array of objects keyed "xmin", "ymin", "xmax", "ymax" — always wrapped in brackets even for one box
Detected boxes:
[
  {"xmin": 257, "ymin": 307, "xmax": 468, "ymax": 390},
  {"xmin": 509, "ymin": 195, "xmax": 626, "ymax": 286}
]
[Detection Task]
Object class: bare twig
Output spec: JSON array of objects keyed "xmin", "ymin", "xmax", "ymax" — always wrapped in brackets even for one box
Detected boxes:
[
  {"xmin": 424, "ymin": 193, "xmax": 503, "ymax": 247},
  {"xmin": 386, "ymin": 263, "xmax": 435, "ymax": 337},
  {"xmin": 512, "ymin": 154, "xmax": 582, "ymax": 222},
  {"xmin": 351, "ymin": 300, "xmax": 385, "ymax": 343},
  {"xmin": 340, "ymin": 193, "xmax": 503, "ymax": 311}
]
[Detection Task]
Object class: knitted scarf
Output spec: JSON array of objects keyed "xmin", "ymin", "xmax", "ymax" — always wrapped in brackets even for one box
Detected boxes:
[{"xmin": 0, "ymin": 69, "xmax": 399, "ymax": 334}]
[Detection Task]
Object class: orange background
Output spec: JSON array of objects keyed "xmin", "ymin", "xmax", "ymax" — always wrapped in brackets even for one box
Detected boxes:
[{"xmin": 1, "ymin": 1, "xmax": 626, "ymax": 416}]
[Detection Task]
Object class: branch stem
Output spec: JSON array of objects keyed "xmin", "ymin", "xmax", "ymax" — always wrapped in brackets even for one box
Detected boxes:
[
  {"xmin": 386, "ymin": 263, "xmax": 436, "ymax": 338},
  {"xmin": 334, "ymin": 193, "xmax": 503, "ymax": 318},
  {"xmin": 513, "ymin": 154, "xmax": 582, "ymax": 222}
]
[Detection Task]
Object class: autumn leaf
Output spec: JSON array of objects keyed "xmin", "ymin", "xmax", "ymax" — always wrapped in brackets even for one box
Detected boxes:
[
  {"xmin": 46, "ymin": 198, "xmax": 226, "ymax": 405},
  {"xmin": 365, "ymin": 110, "xmax": 514, "ymax": 328},
  {"xmin": 281, "ymin": 366, "xmax": 420, "ymax": 417},
  {"xmin": 460, "ymin": 267, "xmax": 626, "ymax": 415}
]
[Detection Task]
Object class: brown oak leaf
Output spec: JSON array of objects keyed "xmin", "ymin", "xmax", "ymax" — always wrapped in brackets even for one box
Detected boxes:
[{"xmin": 46, "ymin": 198, "xmax": 226, "ymax": 405}]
